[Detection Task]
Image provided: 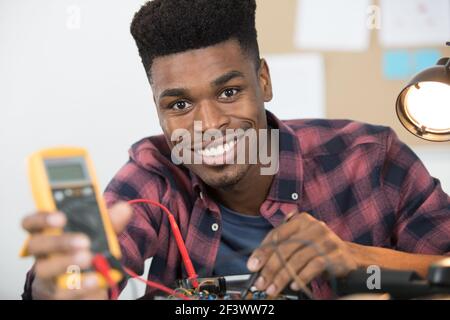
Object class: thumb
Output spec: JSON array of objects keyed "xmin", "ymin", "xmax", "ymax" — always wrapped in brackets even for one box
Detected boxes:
[{"xmin": 108, "ymin": 202, "xmax": 133, "ymax": 234}]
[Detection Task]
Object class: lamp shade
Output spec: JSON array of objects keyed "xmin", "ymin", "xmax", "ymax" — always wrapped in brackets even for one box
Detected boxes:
[{"xmin": 396, "ymin": 48, "xmax": 450, "ymax": 142}]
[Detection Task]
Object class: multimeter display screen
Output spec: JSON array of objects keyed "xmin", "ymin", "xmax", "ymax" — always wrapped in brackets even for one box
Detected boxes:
[
  {"xmin": 46, "ymin": 163, "xmax": 86, "ymax": 182},
  {"xmin": 45, "ymin": 158, "xmax": 109, "ymax": 254}
]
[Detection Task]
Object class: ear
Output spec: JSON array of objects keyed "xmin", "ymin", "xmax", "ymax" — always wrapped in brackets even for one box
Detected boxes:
[{"xmin": 258, "ymin": 58, "xmax": 273, "ymax": 103}]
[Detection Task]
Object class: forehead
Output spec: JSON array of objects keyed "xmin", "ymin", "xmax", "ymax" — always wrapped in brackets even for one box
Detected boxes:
[{"xmin": 150, "ymin": 40, "xmax": 254, "ymax": 94}]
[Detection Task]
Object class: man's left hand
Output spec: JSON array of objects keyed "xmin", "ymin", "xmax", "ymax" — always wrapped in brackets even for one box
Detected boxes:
[{"xmin": 247, "ymin": 212, "xmax": 358, "ymax": 296}]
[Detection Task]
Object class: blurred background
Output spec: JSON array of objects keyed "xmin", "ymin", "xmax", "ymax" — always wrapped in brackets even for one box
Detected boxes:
[{"xmin": 0, "ymin": 0, "xmax": 449, "ymax": 299}]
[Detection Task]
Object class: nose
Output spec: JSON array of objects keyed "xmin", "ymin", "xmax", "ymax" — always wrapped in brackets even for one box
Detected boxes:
[{"xmin": 194, "ymin": 100, "xmax": 230, "ymax": 133}]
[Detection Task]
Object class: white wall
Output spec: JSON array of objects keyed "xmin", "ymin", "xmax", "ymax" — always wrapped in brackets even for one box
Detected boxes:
[
  {"xmin": 411, "ymin": 147, "xmax": 450, "ymax": 195},
  {"xmin": 0, "ymin": 0, "xmax": 449, "ymax": 300},
  {"xmin": 0, "ymin": 0, "xmax": 158, "ymax": 299}
]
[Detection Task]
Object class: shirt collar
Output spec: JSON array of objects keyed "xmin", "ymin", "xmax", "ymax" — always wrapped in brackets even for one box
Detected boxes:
[{"xmin": 190, "ymin": 110, "xmax": 304, "ymax": 205}]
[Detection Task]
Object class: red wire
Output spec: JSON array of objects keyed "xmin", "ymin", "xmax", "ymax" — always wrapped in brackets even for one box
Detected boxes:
[
  {"xmin": 127, "ymin": 199, "xmax": 198, "ymax": 288},
  {"xmin": 92, "ymin": 255, "xmax": 119, "ymax": 300},
  {"xmin": 122, "ymin": 266, "xmax": 191, "ymax": 301},
  {"xmin": 93, "ymin": 255, "xmax": 191, "ymax": 300},
  {"xmin": 92, "ymin": 198, "xmax": 199, "ymax": 300}
]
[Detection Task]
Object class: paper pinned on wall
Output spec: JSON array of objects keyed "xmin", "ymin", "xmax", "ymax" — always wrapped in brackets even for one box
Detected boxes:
[
  {"xmin": 264, "ymin": 53, "xmax": 325, "ymax": 120},
  {"xmin": 413, "ymin": 49, "xmax": 441, "ymax": 74},
  {"xmin": 379, "ymin": 0, "xmax": 450, "ymax": 48},
  {"xmin": 382, "ymin": 49, "xmax": 442, "ymax": 80},
  {"xmin": 294, "ymin": 0, "xmax": 372, "ymax": 51},
  {"xmin": 383, "ymin": 50, "xmax": 411, "ymax": 80}
]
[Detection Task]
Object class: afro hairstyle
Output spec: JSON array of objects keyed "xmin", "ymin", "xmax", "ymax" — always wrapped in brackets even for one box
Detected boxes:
[{"xmin": 130, "ymin": 0, "xmax": 260, "ymax": 80}]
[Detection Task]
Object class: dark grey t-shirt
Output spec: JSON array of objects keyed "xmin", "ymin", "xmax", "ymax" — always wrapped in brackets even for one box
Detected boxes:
[{"xmin": 213, "ymin": 204, "xmax": 273, "ymax": 276}]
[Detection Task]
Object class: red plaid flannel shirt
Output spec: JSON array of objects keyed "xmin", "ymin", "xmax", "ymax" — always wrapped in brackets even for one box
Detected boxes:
[{"xmin": 22, "ymin": 111, "xmax": 450, "ymax": 299}]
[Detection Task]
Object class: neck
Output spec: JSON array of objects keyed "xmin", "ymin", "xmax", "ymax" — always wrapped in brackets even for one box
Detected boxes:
[{"xmin": 207, "ymin": 163, "xmax": 274, "ymax": 216}]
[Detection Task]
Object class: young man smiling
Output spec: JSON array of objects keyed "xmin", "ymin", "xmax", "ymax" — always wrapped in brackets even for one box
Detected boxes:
[{"xmin": 22, "ymin": 0, "xmax": 450, "ymax": 300}]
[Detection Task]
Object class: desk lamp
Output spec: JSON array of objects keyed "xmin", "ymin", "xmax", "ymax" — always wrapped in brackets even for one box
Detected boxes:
[{"xmin": 396, "ymin": 42, "xmax": 450, "ymax": 142}]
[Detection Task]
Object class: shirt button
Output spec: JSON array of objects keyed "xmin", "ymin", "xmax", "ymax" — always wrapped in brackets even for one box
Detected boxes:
[
  {"xmin": 291, "ymin": 192, "xmax": 299, "ymax": 200},
  {"xmin": 211, "ymin": 223, "xmax": 219, "ymax": 232}
]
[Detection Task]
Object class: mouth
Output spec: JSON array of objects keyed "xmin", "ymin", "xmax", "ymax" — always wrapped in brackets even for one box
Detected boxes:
[{"xmin": 192, "ymin": 133, "xmax": 246, "ymax": 167}]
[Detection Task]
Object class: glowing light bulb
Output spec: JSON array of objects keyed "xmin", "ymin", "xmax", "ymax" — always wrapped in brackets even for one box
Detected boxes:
[{"xmin": 404, "ymin": 81, "xmax": 450, "ymax": 133}]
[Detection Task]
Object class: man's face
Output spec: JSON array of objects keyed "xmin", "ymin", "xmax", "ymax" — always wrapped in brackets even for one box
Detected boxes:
[{"xmin": 150, "ymin": 39, "xmax": 273, "ymax": 189}]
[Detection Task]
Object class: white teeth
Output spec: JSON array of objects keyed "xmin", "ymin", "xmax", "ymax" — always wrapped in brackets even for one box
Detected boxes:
[{"xmin": 197, "ymin": 140, "xmax": 236, "ymax": 157}]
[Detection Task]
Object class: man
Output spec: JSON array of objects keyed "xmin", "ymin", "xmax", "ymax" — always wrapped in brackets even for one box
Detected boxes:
[{"xmin": 22, "ymin": 0, "xmax": 450, "ymax": 299}]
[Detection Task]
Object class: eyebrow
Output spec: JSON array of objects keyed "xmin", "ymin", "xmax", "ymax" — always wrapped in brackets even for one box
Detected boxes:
[
  {"xmin": 212, "ymin": 70, "xmax": 245, "ymax": 87},
  {"xmin": 159, "ymin": 88, "xmax": 188, "ymax": 102},
  {"xmin": 158, "ymin": 70, "xmax": 245, "ymax": 102}
]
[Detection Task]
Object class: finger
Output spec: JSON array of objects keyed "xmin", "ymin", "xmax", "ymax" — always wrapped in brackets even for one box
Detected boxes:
[
  {"xmin": 108, "ymin": 202, "xmax": 133, "ymax": 234},
  {"xmin": 266, "ymin": 236, "xmax": 337, "ymax": 296},
  {"xmin": 253, "ymin": 227, "xmax": 320, "ymax": 291},
  {"xmin": 35, "ymin": 250, "xmax": 92, "ymax": 280},
  {"xmin": 22, "ymin": 212, "xmax": 66, "ymax": 233},
  {"xmin": 290, "ymin": 256, "xmax": 329, "ymax": 291},
  {"xmin": 27, "ymin": 233, "xmax": 90, "ymax": 257},
  {"xmin": 255, "ymin": 224, "xmax": 334, "ymax": 293},
  {"xmin": 247, "ymin": 212, "xmax": 315, "ymax": 272},
  {"xmin": 54, "ymin": 273, "xmax": 106, "ymax": 300}
]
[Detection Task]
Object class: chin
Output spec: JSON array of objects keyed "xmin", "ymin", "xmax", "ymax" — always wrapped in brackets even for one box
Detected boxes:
[{"xmin": 194, "ymin": 163, "xmax": 250, "ymax": 189}]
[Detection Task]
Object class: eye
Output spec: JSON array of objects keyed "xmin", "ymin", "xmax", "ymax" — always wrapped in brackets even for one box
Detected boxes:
[
  {"xmin": 170, "ymin": 100, "xmax": 192, "ymax": 111},
  {"xmin": 219, "ymin": 88, "xmax": 240, "ymax": 99}
]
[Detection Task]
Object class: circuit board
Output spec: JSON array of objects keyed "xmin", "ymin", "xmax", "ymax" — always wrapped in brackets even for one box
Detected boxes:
[{"xmin": 154, "ymin": 274, "xmax": 302, "ymax": 300}]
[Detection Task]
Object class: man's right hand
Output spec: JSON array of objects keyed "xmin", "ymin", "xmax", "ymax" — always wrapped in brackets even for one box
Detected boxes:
[{"xmin": 21, "ymin": 202, "xmax": 133, "ymax": 300}]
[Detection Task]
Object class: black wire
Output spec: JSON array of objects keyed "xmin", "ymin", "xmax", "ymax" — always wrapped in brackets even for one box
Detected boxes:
[{"xmin": 195, "ymin": 237, "xmax": 338, "ymax": 300}]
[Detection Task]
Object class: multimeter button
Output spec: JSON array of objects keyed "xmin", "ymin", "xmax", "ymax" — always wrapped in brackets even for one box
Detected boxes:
[
  {"xmin": 64, "ymin": 189, "xmax": 74, "ymax": 197},
  {"xmin": 54, "ymin": 191, "xmax": 65, "ymax": 202},
  {"xmin": 82, "ymin": 187, "xmax": 93, "ymax": 196}
]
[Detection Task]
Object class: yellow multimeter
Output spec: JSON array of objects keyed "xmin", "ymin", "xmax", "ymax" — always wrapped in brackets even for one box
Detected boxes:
[{"xmin": 20, "ymin": 147, "xmax": 122, "ymax": 288}]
